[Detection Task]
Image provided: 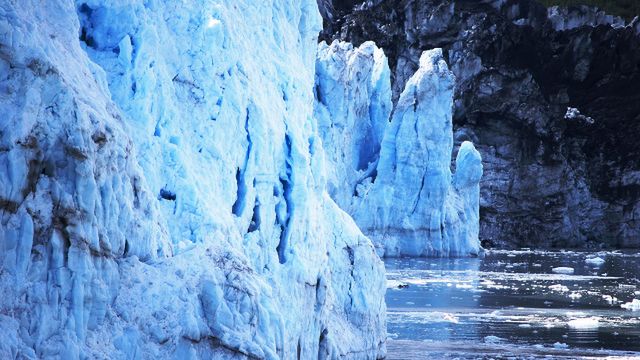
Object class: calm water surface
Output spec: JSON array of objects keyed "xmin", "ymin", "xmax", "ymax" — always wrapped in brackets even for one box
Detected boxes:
[{"xmin": 385, "ymin": 250, "xmax": 640, "ymax": 359}]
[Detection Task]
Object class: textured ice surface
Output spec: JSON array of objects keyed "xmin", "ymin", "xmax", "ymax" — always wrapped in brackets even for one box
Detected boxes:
[
  {"xmin": 314, "ymin": 40, "xmax": 392, "ymax": 210},
  {"xmin": 315, "ymin": 42, "xmax": 483, "ymax": 257},
  {"xmin": 0, "ymin": 0, "xmax": 385, "ymax": 358}
]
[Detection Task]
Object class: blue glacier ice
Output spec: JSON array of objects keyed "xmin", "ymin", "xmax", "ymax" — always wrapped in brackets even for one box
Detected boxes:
[
  {"xmin": 0, "ymin": 0, "xmax": 385, "ymax": 358},
  {"xmin": 315, "ymin": 42, "xmax": 483, "ymax": 257},
  {"xmin": 314, "ymin": 40, "xmax": 392, "ymax": 209}
]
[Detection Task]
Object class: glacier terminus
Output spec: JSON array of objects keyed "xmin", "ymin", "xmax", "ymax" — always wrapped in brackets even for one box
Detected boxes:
[{"xmin": 0, "ymin": 0, "xmax": 481, "ymax": 359}]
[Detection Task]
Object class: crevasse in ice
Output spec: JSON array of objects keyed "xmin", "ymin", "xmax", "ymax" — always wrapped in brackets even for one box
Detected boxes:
[
  {"xmin": 0, "ymin": 0, "xmax": 385, "ymax": 358},
  {"xmin": 315, "ymin": 41, "xmax": 483, "ymax": 257}
]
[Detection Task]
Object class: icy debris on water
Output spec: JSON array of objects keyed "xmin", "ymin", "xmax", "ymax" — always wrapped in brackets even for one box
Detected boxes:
[
  {"xmin": 549, "ymin": 284, "xmax": 570, "ymax": 292},
  {"xmin": 484, "ymin": 335, "xmax": 504, "ymax": 343},
  {"xmin": 618, "ymin": 284, "xmax": 635, "ymax": 289},
  {"xmin": 567, "ymin": 317, "xmax": 599, "ymax": 329},
  {"xmin": 552, "ymin": 267, "xmax": 575, "ymax": 274},
  {"xmin": 569, "ymin": 292, "xmax": 582, "ymax": 300},
  {"xmin": 387, "ymin": 280, "xmax": 409, "ymax": 289},
  {"xmin": 585, "ymin": 256, "xmax": 605, "ymax": 266},
  {"xmin": 621, "ymin": 299, "xmax": 640, "ymax": 311}
]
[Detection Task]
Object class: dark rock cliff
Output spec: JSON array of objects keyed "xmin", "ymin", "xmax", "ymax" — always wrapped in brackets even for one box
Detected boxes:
[{"xmin": 319, "ymin": 0, "xmax": 640, "ymax": 249}]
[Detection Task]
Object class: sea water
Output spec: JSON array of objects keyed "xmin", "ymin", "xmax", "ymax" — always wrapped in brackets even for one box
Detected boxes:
[{"xmin": 385, "ymin": 250, "xmax": 640, "ymax": 359}]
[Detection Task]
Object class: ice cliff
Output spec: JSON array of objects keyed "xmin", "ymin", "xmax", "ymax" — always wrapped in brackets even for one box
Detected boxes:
[
  {"xmin": 319, "ymin": 0, "xmax": 640, "ymax": 249},
  {"xmin": 0, "ymin": 0, "xmax": 386, "ymax": 358},
  {"xmin": 314, "ymin": 41, "xmax": 483, "ymax": 257}
]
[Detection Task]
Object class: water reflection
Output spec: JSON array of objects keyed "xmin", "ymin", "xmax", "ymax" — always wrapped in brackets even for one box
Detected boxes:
[
  {"xmin": 386, "ymin": 257, "xmax": 482, "ymax": 344},
  {"xmin": 385, "ymin": 250, "xmax": 640, "ymax": 359}
]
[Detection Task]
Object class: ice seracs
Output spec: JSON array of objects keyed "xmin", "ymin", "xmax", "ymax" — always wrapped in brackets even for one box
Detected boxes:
[
  {"xmin": 315, "ymin": 42, "xmax": 483, "ymax": 257},
  {"xmin": 0, "ymin": 0, "xmax": 385, "ymax": 358},
  {"xmin": 314, "ymin": 40, "xmax": 392, "ymax": 210}
]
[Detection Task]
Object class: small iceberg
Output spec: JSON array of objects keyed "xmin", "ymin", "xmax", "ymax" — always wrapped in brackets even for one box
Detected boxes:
[
  {"xmin": 552, "ymin": 267, "xmax": 575, "ymax": 274},
  {"xmin": 569, "ymin": 292, "xmax": 582, "ymax": 300},
  {"xmin": 549, "ymin": 284, "xmax": 570, "ymax": 292},
  {"xmin": 567, "ymin": 317, "xmax": 599, "ymax": 329},
  {"xmin": 484, "ymin": 335, "xmax": 504, "ymax": 344},
  {"xmin": 585, "ymin": 257, "xmax": 605, "ymax": 266},
  {"xmin": 387, "ymin": 280, "xmax": 409, "ymax": 289},
  {"xmin": 621, "ymin": 299, "xmax": 640, "ymax": 311}
]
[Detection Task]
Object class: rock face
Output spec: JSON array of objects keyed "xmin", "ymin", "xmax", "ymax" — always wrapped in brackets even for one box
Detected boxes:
[
  {"xmin": 315, "ymin": 42, "xmax": 483, "ymax": 257},
  {"xmin": 319, "ymin": 0, "xmax": 640, "ymax": 249},
  {"xmin": 0, "ymin": 0, "xmax": 386, "ymax": 358}
]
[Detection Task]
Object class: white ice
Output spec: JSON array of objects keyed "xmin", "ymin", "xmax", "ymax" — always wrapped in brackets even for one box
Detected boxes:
[
  {"xmin": 552, "ymin": 267, "xmax": 575, "ymax": 274},
  {"xmin": 585, "ymin": 256, "xmax": 605, "ymax": 266},
  {"xmin": 621, "ymin": 299, "xmax": 640, "ymax": 311},
  {"xmin": 567, "ymin": 317, "xmax": 599, "ymax": 329}
]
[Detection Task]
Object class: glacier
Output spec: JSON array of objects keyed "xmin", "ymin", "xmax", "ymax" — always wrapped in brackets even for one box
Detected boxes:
[
  {"xmin": 314, "ymin": 41, "xmax": 483, "ymax": 257},
  {"xmin": 0, "ymin": 0, "xmax": 385, "ymax": 358}
]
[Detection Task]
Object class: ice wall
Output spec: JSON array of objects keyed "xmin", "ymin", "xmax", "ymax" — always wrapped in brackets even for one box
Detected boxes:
[
  {"xmin": 315, "ymin": 41, "xmax": 392, "ymax": 209},
  {"xmin": 315, "ymin": 42, "xmax": 483, "ymax": 257},
  {"xmin": 0, "ymin": 0, "xmax": 385, "ymax": 358}
]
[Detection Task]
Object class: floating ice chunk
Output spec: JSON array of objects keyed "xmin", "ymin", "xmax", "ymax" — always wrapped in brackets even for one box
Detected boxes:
[
  {"xmin": 387, "ymin": 280, "xmax": 409, "ymax": 289},
  {"xmin": 568, "ymin": 317, "xmax": 599, "ymax": 329},
  {"xmin": 456, "ymin": 283, "xmax": 473, "ymax": 289},
  {"xmin": 621, "ymin": 299, "xmax": 640, "ymax": 311},
  {"xmin": 553, "ymin": 342, "xmax": 569, "ymax": 349},
  {"xmin": 552, "ymin": 267, "xmax": 575, "ymax": 274},
  {"xmin": 549, "ymin": 284, "xmax": 570, "ymax": 292},
  {"xmin": 569, "ymin": 292, "xmax": 582, "ymax": 300},
  {"xmin": 602, "ymin": 295, "xmax": 618, "ymax": 304},
  {"xmin": 585, "ymin": 257, "xmax": 605, "ymax": 266},
  {"xmin": 566, "ymin": 311, "xmax": 586, "ymax": 316},
  {"xmin": 442, "ymin": 313, "xmax": 459, "ymax": 323},
  {"xmin": 484, "ymin": 335, "xmax": 504, "ymax": 343}
]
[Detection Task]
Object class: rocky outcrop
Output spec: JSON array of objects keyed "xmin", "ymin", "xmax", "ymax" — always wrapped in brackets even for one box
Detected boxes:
[{"xmin": 319, "ymin": 0, "xmax": 640, "ymax": 249}]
